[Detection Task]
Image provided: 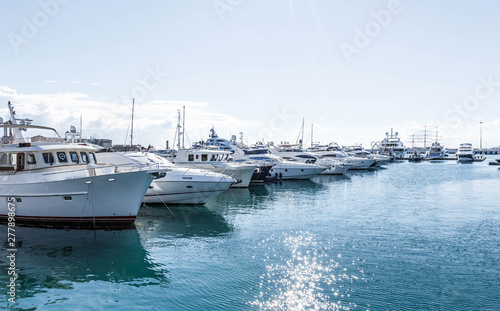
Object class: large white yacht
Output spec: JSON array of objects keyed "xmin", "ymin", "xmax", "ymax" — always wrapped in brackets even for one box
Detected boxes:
[
  {"xmin": 343, "ymin": 145, "xmax": 390, "ymax": 167},
  {"xmin": 203, "ymin": 129, "xmax": 327, "ymax": 179},
  {"xmin": 171, "ymin": 148, "xmax": 255, "ymax": 188},
  {"xmin": 97, "ymin": 152, "xmax": 235, "ymax": 204},
  {"xmin": 377, "ymin": 128, "xmax": 407, "ymax": 159},
  {"xmin": 456, "ymin": 143, "xmax": 474, "ymax": 162},
  {"xmin": 423, "ymin": 141, "xmax": 449, "ymax": 161},
  {"xmin": 0, "ymin": 102, "xmax": 159, "ymax": 226},
  {"xmin": 267, "ymin": 145, "xmax": 351, "ymax": 175},
  {"xmin": 231, "ymin": 148, "xmax": 326, "ymax": 179},
  {"xmin": 306, "ymin": 143, "xmax": 376, "ymax": 170}
]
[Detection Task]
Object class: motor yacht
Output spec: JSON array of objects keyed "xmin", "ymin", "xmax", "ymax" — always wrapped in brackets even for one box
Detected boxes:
[
  {"xmin": 171, "ymin": 148, "xmax": 255, "ymax": 188},
  {"xmin": 423, "ymin": 142, "xmax": 449, "ymax": 161},
  {"xmin": 377, "ymin": 128, "xmax": 407, "ymax": 159},
  {"xmin": 267, "ymin": 146, "xmax": 351, "ymax": 175},
  {"xmin": 306, "ymin": 143, "xmax": 376, "ymax": 170},
  {"xmin": 456, "ymin": 143, "xmax": 474, "ymax": 162},
  {"xmin": 97, "ymin": 152, "xmax": 235, "ymax": 204},
  {"xmin": 343, "ymin": 145, "xmax": 390, "ymax": 167},
  {"xmin": 231, "ymin": 147, "xmax": 326, "ymax": 179},
  {"xmin": 0, "ymin": 102, "xmax": 159, "ymax": 226}
]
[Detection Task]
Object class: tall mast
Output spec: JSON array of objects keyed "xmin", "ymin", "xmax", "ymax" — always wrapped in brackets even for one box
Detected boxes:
[
  {"xmin": 301, "ymin": 118, "xmax": 304, "ymax": 150},
  {"xmin": 480, "ymin": 121, "xmax": 483, "ymax": 151},
  {"xmin": 311, "ymin": 124, "xmax": 313, "ymax": 148},
  {"xmin": 130, "ymin": 98, "xmax": 135, "ymax": 147},
  {"xmin": 176, "ymin": 109, "xmax": 182, "ymax": 150},
  {"xmin": 182, "ymin": 105, "xmax": 185, "ymax": 149},
  {"xmin": 424, "ymin": 124, "xmax": 427, "ymax": 148}
]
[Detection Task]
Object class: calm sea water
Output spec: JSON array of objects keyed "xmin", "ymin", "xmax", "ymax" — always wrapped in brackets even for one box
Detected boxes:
[{"xmin": 2, "ymin": 159, "xmax": 500, "ymax": 310}]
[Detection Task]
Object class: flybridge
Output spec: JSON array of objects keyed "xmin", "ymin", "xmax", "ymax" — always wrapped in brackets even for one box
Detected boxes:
[{"xmin": 1, "ymin": 101, "xmax": 61, "ymax": 145}]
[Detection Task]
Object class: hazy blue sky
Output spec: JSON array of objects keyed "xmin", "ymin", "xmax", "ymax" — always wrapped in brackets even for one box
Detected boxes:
[{"xmin": 1, "ymin": 0, "xmax": 500, "ymax": 149}]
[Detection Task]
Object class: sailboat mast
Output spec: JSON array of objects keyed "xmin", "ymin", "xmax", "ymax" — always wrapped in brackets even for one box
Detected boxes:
[
  {"xmin": 130, "ymin": 98, "xmax": 135, "ymax": 147},
  {"xmin": 311, "ymin": 124, "xmax": 313, "ymax": 148},
  {"xmin": 182, "ymin": 105, "xmax": 185, "ymax": 149},
  {"xmin": 301, "ymin": 118, "xmax": 304, "ymax": 150},
  {"xmin": 424, "ymin": 124, "xmax": 427, "ymax": 148}
]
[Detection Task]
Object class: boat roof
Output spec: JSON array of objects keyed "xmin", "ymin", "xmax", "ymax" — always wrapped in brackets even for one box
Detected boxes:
[{"xmin": 0, "ymin": 142, "xmax": 97, "ymax": 152}]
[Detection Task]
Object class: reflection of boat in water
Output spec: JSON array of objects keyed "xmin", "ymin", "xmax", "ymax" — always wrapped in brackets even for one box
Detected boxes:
[
  {"xmin": 135, "ymin": 204, "xmax": 233, "ymax": 239},
  {"xmin": 408, "ymin": 152, "xmax": 424, "ymax": 162},
  {"xmin": 0, "ymin": 225, "xmax": 167, "ymax": 306}
]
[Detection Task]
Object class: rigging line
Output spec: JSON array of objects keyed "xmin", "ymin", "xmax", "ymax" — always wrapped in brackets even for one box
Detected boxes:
[{"xmin": 152, "ymin": 186, "xmax": 174, "ymax": 216}]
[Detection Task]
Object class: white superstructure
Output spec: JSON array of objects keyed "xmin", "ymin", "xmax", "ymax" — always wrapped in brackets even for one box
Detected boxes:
[{"xmin": 97, "ymin": 152, "xmax": 235, "ymax": 204}]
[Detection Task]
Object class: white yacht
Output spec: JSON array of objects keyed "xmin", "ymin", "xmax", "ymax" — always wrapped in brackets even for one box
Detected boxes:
[
  {"xmin": 423, "ymin": 142, "xmax": 449, "ymax": 161},
  {"xmin": 306, "ymin": 143, "xmax": 376, "ymax": 170},
  {"xmin": 203, "ymin": 128, "xmax": 274, "ymax": 182},
  {"xmin": 171, "ymin": 148, "xmax": 255, "ymax": 188},
  {"xmin": 267, "ymin": 146, "xmax": 351, "ymax": 175},
  {"xmin": 343, "ymin": 145, "xmax": 390, "ymax": 167},
  {"xmin": 231, "ymin": 148, "xmax": 327, "ymax": 179},
  {"xmin": 378, "ymin": 128, "xmax": 407, "ymax": 159},
  {"xmin": 97, "ymin": 152, "xmax": 235, "ymax": 204},
  {"xmin": 456, "ymin": 143, "xmax": 474, "ymax": 162},
  {"xmin": 0, "ymin": 102, "xmax": 159, "ymax": 226}
]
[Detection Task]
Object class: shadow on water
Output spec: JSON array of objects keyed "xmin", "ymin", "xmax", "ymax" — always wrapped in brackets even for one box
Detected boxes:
[
  {"xmin": 0, "ymin": 225, "xmax": 168, "ymax": 305},
  {"xmin": 135, "ymin": 204, "xmax": 233, "ymax": 239}
]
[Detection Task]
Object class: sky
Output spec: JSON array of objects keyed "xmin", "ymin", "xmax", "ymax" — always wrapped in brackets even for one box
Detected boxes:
[{"xmin": 1, "ymin": 0, "xmax": 500, "ymax": 150}]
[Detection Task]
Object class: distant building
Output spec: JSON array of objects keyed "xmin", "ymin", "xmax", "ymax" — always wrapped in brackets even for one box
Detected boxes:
[
  {"xmin": 30, "ymin": 135, "xmax": 65, "ymax": 143},
  {"xmin": 88, "ymin": 138, "xmax": 113, "ymax": 148}
]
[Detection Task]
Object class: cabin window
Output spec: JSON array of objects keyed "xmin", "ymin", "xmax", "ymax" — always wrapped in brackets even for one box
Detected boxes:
[
  {"xmin": 57, "ymin": 152, "xmax": 68, "ymax": 163},
  {"xmin": 195, "ymin": 155, "xmax": 199, "ymax": 160},
  {"xmin": 0, "ymin": 153, "xmax": 8, "ymax": 165},
  {"xmin": 201, "ymin": 154, "xmax": 208, "ymax": 162},
  {"xmin": 27, "ymin": 153, "xmax": 36, "ymax": 164},
  {"xmin": 211, "ymin": 154, "xmax": 217, "ymax": 161},
  {"xmin": 42, "ymin": 152, "xmax": 54, "ymax": 164},
  {"xmin": 10, "ymin": 154, "xmax": 16, "ymax": 165},
  {"xmin": 188, "ymin": 154, "xmax": 194, "ymax": 161},
  {"xmin": 80, "ymin": 152, "xmax": 89, "ymax": 163},
  {"xmin": 70, "ymin": 152, "xmax": 79, "ymax": 163},
  {"xmin": 91, "ymin": 153, "xmax": 97, "ymax": 164}
]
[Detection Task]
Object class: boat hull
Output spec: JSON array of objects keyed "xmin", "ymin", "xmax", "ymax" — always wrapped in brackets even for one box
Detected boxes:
[
  {"xmin": 268, "ymin": 165, "xmax": 325, "ymax": 180},
  {"xmin": 143, "ymin": 178, "xmax": 233, "ymax": 204},
  {"xmin": 0, "ymin": 171, "xmax": 154, "ymax": 226}
]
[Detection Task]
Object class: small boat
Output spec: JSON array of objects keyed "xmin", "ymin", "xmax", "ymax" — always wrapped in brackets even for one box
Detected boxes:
[{"xmin": 408, "ymin": 152, "xmax": 423, "ymax": 162}]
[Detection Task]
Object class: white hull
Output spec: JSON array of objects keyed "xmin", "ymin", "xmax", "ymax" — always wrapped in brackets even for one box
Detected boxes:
[
  {"xmin": 268, "ymin": 164, "xmax": 325, "ymax": 180},
  {"xmin": 457, "ymin": 156, "xmax": 473, "ymax": 163},
  {"xmin": 343, "ymin": 157, "xmax": 375, "ymax": 170},
  {"xmin": 0, "ymin": 171, "xmax": 154, "ymax": 225},
  {"xmin": 319, "ymin": 164, "xmax": 351, "ymax": 175},
  {"xmin": 175, "ymin": 163, "xmax": 254, "ymax": 188},
  {"xmin": 144, "ymin": 178, "xmax": 233, "ymax": 204}
]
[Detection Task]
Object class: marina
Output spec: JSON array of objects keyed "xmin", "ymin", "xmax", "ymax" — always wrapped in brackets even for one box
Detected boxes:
[{"xmin": 2, "ymin": 1, "xmax": 500, "ymax": 309}]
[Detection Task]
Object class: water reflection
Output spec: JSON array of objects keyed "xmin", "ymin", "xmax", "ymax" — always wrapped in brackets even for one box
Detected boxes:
[
  {"xmin": 0, "ymin": 225, "xmax": 167, "ymax": 306},
  {"xmin": 136, "ymin": 204, "xmax": 233, "ymax": 239},
  {"xmin": 251, "ymin": 231, "xmax": 356, "ymax": 310}
]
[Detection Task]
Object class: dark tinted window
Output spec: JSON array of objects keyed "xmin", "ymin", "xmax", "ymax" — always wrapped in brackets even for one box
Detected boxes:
[
  {"xmin": 80, "ymin": 152, "xmax": 88, "ymax": 163},
  {"xmin": 70, "ymin": 152, "xmax": 79, "ymax": 163},
  {"xmin": 42, "ymin": 153, "xmax": 54, "ymax": 164}
]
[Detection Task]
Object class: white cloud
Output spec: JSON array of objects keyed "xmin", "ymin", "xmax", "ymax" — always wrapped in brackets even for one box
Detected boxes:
[{"xmin": 0, "ymin": 85, "xmax": 260, "ymax": 148}]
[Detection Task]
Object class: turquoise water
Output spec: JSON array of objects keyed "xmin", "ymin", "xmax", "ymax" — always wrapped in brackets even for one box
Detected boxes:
[{"xmin": 2, "ymin": 159, "xmax": 500, "ymax": 310}]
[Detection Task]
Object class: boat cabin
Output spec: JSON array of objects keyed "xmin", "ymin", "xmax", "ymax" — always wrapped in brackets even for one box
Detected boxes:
[{"xmin": 0, "ymin": 143, "xmax": 98, "ymax": 173}]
